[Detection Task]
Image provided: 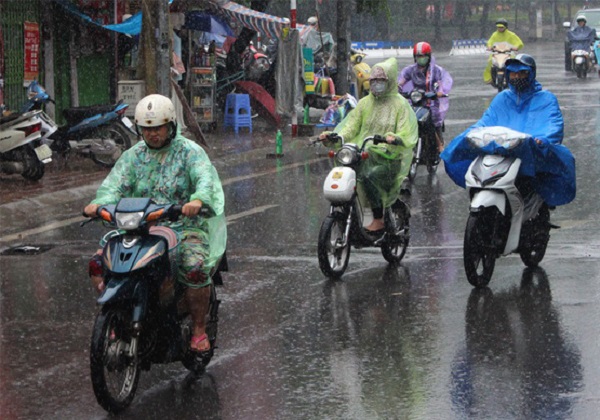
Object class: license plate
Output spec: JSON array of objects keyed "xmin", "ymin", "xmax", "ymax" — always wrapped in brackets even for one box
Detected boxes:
[
  {"xmin": 34, "ymin": 144, "xmax": 53, "ymax": 161},
  {"xmin": 122, "ymin": 117, "xmax": 134, "ymax": 129}
]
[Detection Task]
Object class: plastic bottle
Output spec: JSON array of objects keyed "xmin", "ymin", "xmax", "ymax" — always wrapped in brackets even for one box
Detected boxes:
[
  {"xmin": 276, "ymin": 130, "xmax": 283, "ymax": 155},
  {"xmin": 303, "ymin": 104, "xmax": 310, "ymax": 124}
]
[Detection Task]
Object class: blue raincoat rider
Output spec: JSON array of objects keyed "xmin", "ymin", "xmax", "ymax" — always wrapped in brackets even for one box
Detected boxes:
[{"xmin": 441, "ymin": 54, "xmax": 576, "ymax": 207}]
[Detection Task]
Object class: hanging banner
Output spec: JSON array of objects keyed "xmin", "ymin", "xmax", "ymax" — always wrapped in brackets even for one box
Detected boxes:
[
  {"xmin": 303, "ymin": 47, "xmax": 315, "ymax": 94},
  {"xmin": 23, "ymin": 21, "xmax": 40, "ymax": 87}
]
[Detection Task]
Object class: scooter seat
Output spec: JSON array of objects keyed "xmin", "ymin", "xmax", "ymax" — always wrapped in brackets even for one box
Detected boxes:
[{"xmin": 62, "ymin": 104, "xmax": 115, "ymax": 125}]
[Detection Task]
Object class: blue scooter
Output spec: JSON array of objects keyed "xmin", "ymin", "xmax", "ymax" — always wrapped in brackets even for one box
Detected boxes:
[{"xmin": 22, "ymin": 81, "xmax": 136, "ymax": 167}]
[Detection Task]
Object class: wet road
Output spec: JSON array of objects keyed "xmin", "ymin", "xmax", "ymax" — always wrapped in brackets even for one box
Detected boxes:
[{"xmin": 2, "ymin": 40, "xmax": 600, "ymax": 419}]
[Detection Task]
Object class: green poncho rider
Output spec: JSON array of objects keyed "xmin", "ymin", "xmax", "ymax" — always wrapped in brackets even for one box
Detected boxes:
[
  {"xmin": 318, "ymin": 57, "xmax": 418, "ymax": 232},
  {"xmin": 84, "ymin": 94, "xmax": 226, "ymax": 354}
]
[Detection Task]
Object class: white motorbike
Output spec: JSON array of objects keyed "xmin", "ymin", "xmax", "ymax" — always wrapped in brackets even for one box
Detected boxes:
[
  {"xmin": 0, "ymin": 110, "xmax": 52, "ymax": 180},
  {"xmin": 462, "ymin": 126, "xmax": 555, "ymax": 288},
  {"xmin": 315, "ymin": 134, "xmax": 411, "ymax": 277}
]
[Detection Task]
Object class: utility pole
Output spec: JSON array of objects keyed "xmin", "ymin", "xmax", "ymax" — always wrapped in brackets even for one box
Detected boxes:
[{"xmin": 156, "ymin": 0, "xmax": 170, "ymax": 96}]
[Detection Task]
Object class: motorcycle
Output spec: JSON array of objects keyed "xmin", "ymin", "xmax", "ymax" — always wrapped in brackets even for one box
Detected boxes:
[
  {"xmin": 567, "ymin": 33, "xmax": 596, "ymax": 79},
  {"xmin": 489, "ymin": 42, "xmax": 516, "ymax": 92},
  {"xmin": 83, "ymin": 197, "xmax": 226, "ymax": 413},
  {"xmin": 0, "ymin": 110, "xmax": 52, "ymax": 180},
  {"xmin": 22, "ymin": 80, "xmax": 136, "ymax": 168},
  {"xmin": 350, "ymin": 50, "xmax": 371, "ymax": 98},
  {"xmin": 461, "ymin": 126, "xmax": 556, "ymax": 288},
  {"xmin": 401, "ymin": 88, "xmax": 448, "ymax": 179},
  {"xmin": 242, "ymin": 42, "xmax": 271, "ymax": 82},
  {"xmin": 315, "ymin": 134, "xmax": 411, "ymax": 277}
]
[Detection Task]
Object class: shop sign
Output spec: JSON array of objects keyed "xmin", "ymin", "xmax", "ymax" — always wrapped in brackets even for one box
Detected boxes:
[{"xmin": 23, "ymin": 21, "xmax": 40, "ymax": 87}]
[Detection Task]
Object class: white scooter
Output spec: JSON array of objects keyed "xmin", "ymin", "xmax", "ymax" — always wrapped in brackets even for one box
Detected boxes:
[
  {"xmin": 462, "ymin": 126, "xmax": 555, "ymax": 288},
  {"xmin": 0, "ymin": 110, "xmax": 52, "ymax": 180},
  {"xmin": 315, "ymin": 134, "xmax": 411, "ymax": 278}
]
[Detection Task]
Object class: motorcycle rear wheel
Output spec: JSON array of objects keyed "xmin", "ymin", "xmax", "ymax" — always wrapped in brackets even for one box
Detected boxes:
[
  {"xmin": 182, "ymin": 284, "xmax": 220, "ymax": 373},
  {"xmin": 21, "ymin": 147, "xmax": 45, "ymax": 181},
  {"xmin": 318, "ymin": 213, "xmax": 351, "ymax": 277},
  {"xmin": 90, "ymin": 122, "xmax": 132, "ymax": 168},
  {"xmin": 90, "ymin": 308, "xmax": 140, "ymax": 414},
  {"xmin": 519, "ymin": 204, "xmax": 550, "ymax": 267},
  {"xmin": 464, "ymin": 211, "xmax": 498, "ymax": 288},
  {"xmin": 381, "ymin": 201, "xmax": 410, "ymax": 263}
]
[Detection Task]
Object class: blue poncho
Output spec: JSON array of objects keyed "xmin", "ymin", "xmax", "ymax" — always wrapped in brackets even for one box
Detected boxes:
[{"xmin": 441, "ymin": 72, "xmax": 576, "ymax": 206}]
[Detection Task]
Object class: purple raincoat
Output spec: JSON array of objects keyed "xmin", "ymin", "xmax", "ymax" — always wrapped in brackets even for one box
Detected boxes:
[{"xmin": 398, "ymin": 55, "xmax": 453, "ymax": 128}]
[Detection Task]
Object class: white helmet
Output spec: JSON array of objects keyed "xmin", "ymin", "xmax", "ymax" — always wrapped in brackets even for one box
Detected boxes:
[
  {"xmin": 307, "ymin": 16, "xmax": 318, "ymax": 26},
  {"xmin": 576, "ymin": 14, "xmax": 587, "ymax": 23},
  {"xmin": 134, "ymin": 94, "xmax": 176, "ymax": 128}
]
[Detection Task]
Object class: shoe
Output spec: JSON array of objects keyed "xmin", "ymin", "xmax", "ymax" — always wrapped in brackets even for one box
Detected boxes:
[{"xmin": 190, "ymin": 333, "xmax": 210, "ymax": 352}]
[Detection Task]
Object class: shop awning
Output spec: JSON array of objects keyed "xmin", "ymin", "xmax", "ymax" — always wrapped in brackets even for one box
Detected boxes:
[{"xmin": 219, "ymin": 1, "xmax": 309, "ymax": 40}]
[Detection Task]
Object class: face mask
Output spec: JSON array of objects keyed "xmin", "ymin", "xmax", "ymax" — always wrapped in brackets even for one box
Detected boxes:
[
  {"xmin": 509, "ymin": 77, "xmax": 530, "ymax": 92},
  {"xmin": 416, "ymin": 56, "xmax": 429, "ymax": 67},
  {"xmin": 370, "ymin": 81, "xmax": 387, "ymax": 96}
]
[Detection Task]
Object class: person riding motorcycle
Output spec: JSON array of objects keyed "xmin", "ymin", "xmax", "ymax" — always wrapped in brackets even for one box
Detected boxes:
[
  {"xmin": 319, "ymin": 57, "xmax": 418, "ymax": 232},
  {"xmin": 483, "ymin": 18, "xmax": 524, "ymax": 84},
  {"xmin": 567, "ymin": 15, "xmax": 597, "ymax": 56},
  {"xmin": 442, "ymin": 54, "xmax": 576, "ymax": 208},
  {"xmin": 398, "ymin": 41, "xmax": 453, "ymax": 153},
  {"xmin": 83, "ymin": 94, "xmax": 227, "ymax": 355}
]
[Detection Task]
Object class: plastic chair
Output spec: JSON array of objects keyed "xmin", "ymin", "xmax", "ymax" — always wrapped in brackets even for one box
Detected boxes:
[{"xmin": 223, "ymin": 93, "xmax": 252, "ymax": 133}]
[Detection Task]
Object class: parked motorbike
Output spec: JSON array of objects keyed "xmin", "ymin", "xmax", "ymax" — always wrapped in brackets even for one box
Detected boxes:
[
  {"xmin": 489, "ymin": 42, "xmax": 516, "ymax": 92},
  {"xmin": 401, "ymin": 88, "xmax": 448, "ymax": 179},
  {"xmin": 350, "ymin": 50, "xmax": 371, "ymax": 98},
  {"xmin": 83, "ymin": 197, "xmax": 225, "ymax": 413},
  {"xmin": 0, "ymin": 110, "xmax": 52, "ymax": 180},
  {"xmin": 242, "ymin": 42, "xmax": 271, "ymax": 82},
  {"xmin": 22, "ymin": 80, "xmax": 135, "ymax": 167},
  {"xmin": 315, "ymin": 134, "xmax": 411, "ymax": 277},
  {"xmin": 461, "ymin": 126, "xmax": 556, "ymax": 288}
]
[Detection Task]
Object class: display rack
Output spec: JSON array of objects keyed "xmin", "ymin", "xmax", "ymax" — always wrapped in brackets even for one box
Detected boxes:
[{"xmin": 189, "ymin": 66, "xmax": 216, "ymax": 130}]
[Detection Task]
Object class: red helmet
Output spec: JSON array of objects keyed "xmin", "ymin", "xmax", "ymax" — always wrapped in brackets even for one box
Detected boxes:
[{"xmin": 413, "ymin": 42, "xmax": 432, "ymax": 57}]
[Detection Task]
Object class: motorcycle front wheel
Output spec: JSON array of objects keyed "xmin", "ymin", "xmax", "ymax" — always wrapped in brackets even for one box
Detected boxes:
[
  {"xmin": 318, "ymin": 213, "xmax": 351, "ymax": 277},
  {"xmin": 464, "ymin": 210, "xmax": 498, "ymax": 288},
  {"xmin": 519, "ymin": 204, "xmax": 550, "ymax": 267},
  {"xmin": 381, "ymin": 201, "xmax": 410, "ymax": 263},
  {"xmin": 90, "ymin": 122, "xmax": 132, "ymax": 168},
  {"xmin": 90, "ymin": 308, "xmax": 140, "ymax": 414},
  {"xmin": 408, "ymin": 138, "xmax": 422, "ymax": 181}
]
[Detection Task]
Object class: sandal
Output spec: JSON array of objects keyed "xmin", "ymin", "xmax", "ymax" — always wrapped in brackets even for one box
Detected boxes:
[{"xmin": 190, "ymin": 333, "xmax": 210, "ymax": 352}]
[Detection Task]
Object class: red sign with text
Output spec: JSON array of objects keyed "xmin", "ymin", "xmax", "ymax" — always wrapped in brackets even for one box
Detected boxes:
[{"xmin": 24, "ymin": 21, "xmax": 40, "ymax": 86}]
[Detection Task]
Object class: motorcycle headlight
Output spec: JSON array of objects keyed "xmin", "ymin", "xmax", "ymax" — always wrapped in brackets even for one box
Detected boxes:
[
  {"xmin": 116, "ymin": 211, "xmax": 144, "ymax": 230},
  {"xmin": 336, "ymin": 147, "xmax": 358, "ymax": 165},
  {"xmin": 410, "ymin": 91, "xmax": 423, "ymax": 103}
]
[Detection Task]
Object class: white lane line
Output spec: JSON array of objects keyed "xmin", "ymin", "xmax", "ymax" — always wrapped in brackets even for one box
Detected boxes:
[{"xmin": 0, "ymin": 205, "xmax": 280, "ymax": 243}]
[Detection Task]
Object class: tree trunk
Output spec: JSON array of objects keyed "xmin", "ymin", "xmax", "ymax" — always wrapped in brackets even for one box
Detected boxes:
[
  {"xmin": 480, "ymin": 2, "xmax": 490, "ymax": 39},
  {"xmin": 335, "ymin": 0, "xmax": 352, "ymax": 95},
  {"xmin": 433, "ymin": 1, "xmax": 442, "ymax": 43}
]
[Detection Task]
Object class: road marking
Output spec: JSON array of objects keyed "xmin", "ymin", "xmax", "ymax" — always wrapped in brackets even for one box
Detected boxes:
[
  {"xmin": 221, "ymin": 157, "xmax": 327, "ymax": 186},
  {"xmin": 0, "ymin": 205, "xmax": 281, "ymax": 243}
]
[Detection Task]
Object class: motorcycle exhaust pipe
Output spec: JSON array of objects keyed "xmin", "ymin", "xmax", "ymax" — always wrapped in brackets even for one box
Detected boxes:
[{"xmin": 0, "ymin": 161, "xmax": 25, "ymax": 174}]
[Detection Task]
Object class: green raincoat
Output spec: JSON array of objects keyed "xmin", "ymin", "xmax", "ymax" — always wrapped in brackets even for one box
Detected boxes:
[
  {"xmin": 325, "ymin": 57, "xmax": 418, "ymax": 209},
  {"xmin": 91, "ymin": 130, "xmax": 226, "ymax": 284}
]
